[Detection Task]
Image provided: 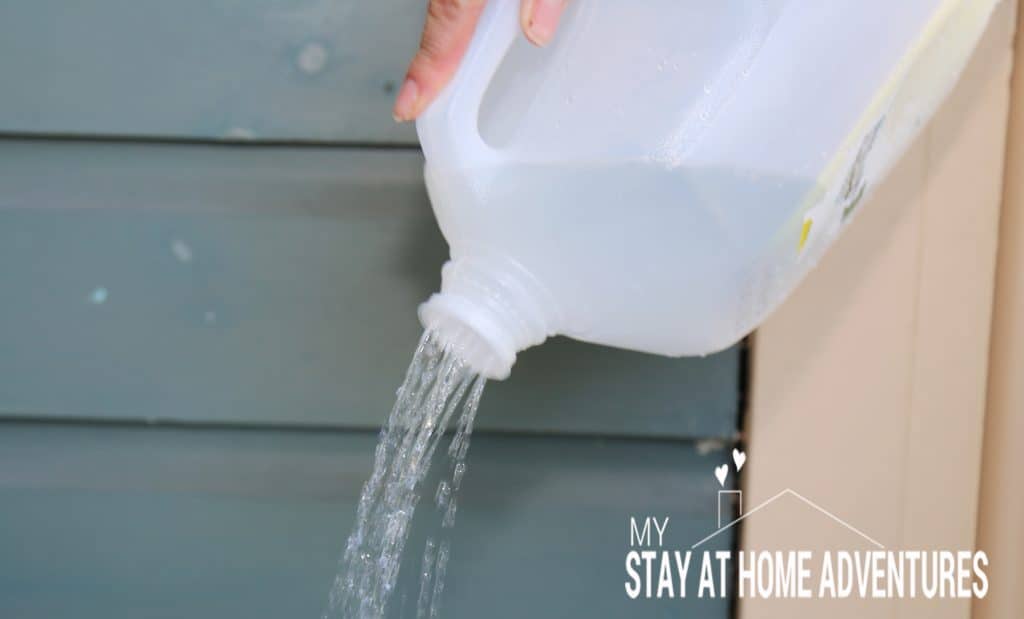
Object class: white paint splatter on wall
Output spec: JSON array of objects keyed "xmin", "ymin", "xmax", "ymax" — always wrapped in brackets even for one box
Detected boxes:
[
  {"xmin": 88, "ymin": 287, "xmax": 108, "ymax": 305},
  {"xmin": 297, "ymin": 42, "xmax": 328, "ymax": 74},
  {"xmin": 171, "ymin": 239, "xmax": 193, "ymax": 263}
]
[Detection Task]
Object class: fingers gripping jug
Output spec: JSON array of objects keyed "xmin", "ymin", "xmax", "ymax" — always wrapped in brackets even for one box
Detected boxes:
[{"xmin": 416, "ymin": 0, "xmax": 1001, "ymax": 379}]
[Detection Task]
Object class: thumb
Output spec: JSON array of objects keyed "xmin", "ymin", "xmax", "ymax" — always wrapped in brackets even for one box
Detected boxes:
[{"xmin": 521, "ymin": 0, "xmax": 570, "ymax": 47}]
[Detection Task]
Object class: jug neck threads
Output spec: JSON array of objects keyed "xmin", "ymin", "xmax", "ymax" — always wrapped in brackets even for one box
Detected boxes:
[{"xmin": 418, "ymin": 254, "xmax": 557, "ymax": 380}]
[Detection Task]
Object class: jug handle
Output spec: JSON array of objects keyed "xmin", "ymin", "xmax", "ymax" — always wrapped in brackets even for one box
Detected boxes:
[{"xmin": 416, "ymin": 0, "xmax": 519, "ymax": 167}]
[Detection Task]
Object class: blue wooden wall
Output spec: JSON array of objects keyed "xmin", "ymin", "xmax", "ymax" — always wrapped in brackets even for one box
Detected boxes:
[
  {"xmin": 0, "ymin": 2, "xmax": 744, "ymax": 617},
  {"xmin": 0, "ymin": 423, "xmax": 737, "ymax": 618},
  {"xmin": 0, "ymin": 0, "xmax": 422, "ymax": 143}
]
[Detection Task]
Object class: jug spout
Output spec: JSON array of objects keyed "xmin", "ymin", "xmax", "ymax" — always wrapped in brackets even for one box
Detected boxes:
[{"xmin": 418, "ymin": 254, "xmax": 558, "ymax": 380}]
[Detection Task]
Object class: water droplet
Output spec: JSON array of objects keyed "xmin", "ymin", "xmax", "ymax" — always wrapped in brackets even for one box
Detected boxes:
[
  {"xmin": 452, "ymin": 462, "xmax": 466, "ymax": 490},
  {"xmin": 442, "ymin": 500, "xmax": 458, "ymax": 528},
  {"xmin": 434, "ymin": 480, "xmax": 451, "ymax": 509}
]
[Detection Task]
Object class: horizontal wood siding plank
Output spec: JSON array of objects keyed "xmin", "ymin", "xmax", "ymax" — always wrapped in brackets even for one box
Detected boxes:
[
  {"xmin": 0, "ymin": 139, "xmax": 740, "ymax": 439},
  {"xmin": 0, "ymin": 0, "xmax": 422, "ymax": 143},
  {"xmin": 0, "ymin": 422, "xmax": 735, "ymax": 619}
]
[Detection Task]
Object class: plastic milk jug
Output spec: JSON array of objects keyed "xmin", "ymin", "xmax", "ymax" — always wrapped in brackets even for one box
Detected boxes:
[{"xmin": 415, "ymin": 0, "xmax": 1000, "ymax": 379}]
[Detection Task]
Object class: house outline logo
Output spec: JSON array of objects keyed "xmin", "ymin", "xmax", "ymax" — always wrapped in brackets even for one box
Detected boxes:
[
  {"xmin": 692, "ymin": 487, "xmax": 887, "ymax": 550},
  {"xmin": 699, "ymin": 448, "xmax": 886, "ymax": 550}
]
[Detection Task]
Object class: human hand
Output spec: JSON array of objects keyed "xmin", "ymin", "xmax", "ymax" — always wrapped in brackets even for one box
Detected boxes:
[{"xmin": 392, "ymin": 0, "xmax": 569, "ymax": 122}]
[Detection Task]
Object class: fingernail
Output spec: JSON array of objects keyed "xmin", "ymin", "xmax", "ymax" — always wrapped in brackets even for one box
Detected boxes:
[
  {"xmin": 525, "ymin": 0, "xmax": 562, "ymax": 46},
  {"xmin": 392, "ymin": 78, "xmax": 419, "ymax": 122}
]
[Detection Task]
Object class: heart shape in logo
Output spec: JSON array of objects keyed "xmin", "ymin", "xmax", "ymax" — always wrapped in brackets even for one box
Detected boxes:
[
  {"xmin": 714, "ymin": 464, "xmax": 728, "ymax": 487},
  {"xmin": 733, "ymin": 448, "xmax": 747, "ymax": 472}
]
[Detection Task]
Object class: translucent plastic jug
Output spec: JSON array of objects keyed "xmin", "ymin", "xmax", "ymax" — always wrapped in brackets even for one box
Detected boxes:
[{"xmin": 416, "ymin": 0, "xmax": 999, "ymax": 379}]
